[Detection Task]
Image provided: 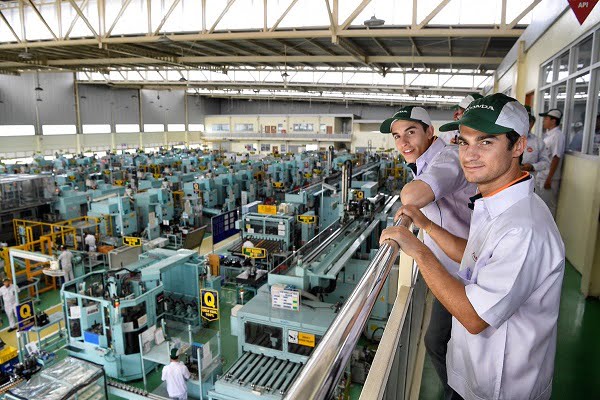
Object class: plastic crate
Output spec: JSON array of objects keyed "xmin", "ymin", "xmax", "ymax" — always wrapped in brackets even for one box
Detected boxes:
[{"xmin": 0, "ymin": 346, "xmax": 18, "ymax": 364}]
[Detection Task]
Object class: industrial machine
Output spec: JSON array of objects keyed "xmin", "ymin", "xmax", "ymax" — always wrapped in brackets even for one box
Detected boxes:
[
  {"xmin": 62, "ymin": 248, "xmax": 210, "ymax": 381},
  {"xmin": 208, "ymin": 162, "xmax": 398, "ymax": 399}
]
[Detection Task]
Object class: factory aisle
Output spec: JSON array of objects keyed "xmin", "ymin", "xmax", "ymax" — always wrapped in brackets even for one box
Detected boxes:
[{"xmin": 418, "ymin": 261, "xmax": 600, "ymax": 400}]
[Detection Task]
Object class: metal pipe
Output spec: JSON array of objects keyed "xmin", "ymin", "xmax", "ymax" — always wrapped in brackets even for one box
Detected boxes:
[{"xmin": 283, "ymin": 216, "xmax": 412, "ymax": 400}]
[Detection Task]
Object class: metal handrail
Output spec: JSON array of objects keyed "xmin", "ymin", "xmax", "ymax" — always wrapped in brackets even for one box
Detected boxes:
[{"xmin": 283, "ymin": 216, "xmax": 412, "ymax": 400}]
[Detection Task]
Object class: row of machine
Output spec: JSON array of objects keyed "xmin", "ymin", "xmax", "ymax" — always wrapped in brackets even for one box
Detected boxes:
[{"xmin": 0, "ymin": 146, "xmax": 413, "ymax": 400}]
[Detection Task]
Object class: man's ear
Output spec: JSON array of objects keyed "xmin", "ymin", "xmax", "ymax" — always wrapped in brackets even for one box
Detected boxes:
[
  {"xmin": 426, "ymin": 125, "xmax": 435, "ymax": 140},
  {"xmin": 514, "ymin": 135, "xmax": 527, "ymax": 158}
]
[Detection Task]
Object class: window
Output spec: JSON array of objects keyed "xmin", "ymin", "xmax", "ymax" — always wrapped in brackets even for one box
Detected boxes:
[
  {"xmin": 0, "ymin": 125, "xmax": 35, "ymax": 136},
  {"xmin": 244, "ymin": 322, "xmax": 282, "ymax": 351},
  {"xmin": 211, "ymin": 124, "xmax": 229, "ymax": 132},
  {"xmin": 144, "ymin": 124, "xmax": 164, "ymax": 132},
  {"xmin": 319, "ymin": 123, "xmax": 326, "ymax": 133},
  {"xmin": 167, "ymin": 124, "xmax": 185, "ymax": 132},
  {"xmin": 306, "ymin": 144, "xmax": 318, "ymax": 151},
  {"xmin": 293, "ymin": 123, "xmax": 314, "ymax": 132},
  {"xmin": 42, "ymin": 125, "xmax": 77, "ymax": 135},
  {"xmin": 83, "ymin": 124, "xmax": 111, "ymax": 134},
  {"xmin": 235, "ymin": 123, "xmax": 254, "ymax": 132},
  {"xmin": 188, "ymin": 124, "xmax": 204, "ymax": 132},
  {"xmin": 260, "ymin": 144, "xmax": 270, "ymax": 151},
  {"xmin": 539, "ymin": 30, "xmax": 600, "ymax": 156},
  {"xmin": 116, "ymin": 124, "xmax": 139, "ymax": 133}
]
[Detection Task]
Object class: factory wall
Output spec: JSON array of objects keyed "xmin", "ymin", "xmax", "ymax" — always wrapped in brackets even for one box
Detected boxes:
[{"xmin": 496, "ymin": 5, "xmax": 600, "ymax": 296}]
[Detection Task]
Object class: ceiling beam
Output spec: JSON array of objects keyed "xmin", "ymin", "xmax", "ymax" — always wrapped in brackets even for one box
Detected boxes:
[
  {"xmin": 209, "ymin": 0, "xmax": 236, "ymax": 34},
  {"xmin": 269, "ymin": 0, "xmax": 299, "ymax": 32},
  {"xmin": 64, "ymin": 0, "xmax": 89, "ymax": 40},
  {"xmin": 67, "ymin": 0, "xmax": 98, "ymax": 39},
  {"xmin": 0, "ymin": 27, "xmax": 525, "ymax": 50},
  {"xmin": 0, "ymin": 10, "xmax": 21, "ymax": 43},
  {"xmin": 507, "ymin": 0, "xmax": 542, "ymax": 29},
  {"xmin": 24, "ymin": 0, "xmax": 58, "ymax": 40},
  {"xmin": 339, "ymin": 0, "xmax": 371, "ymax": 30},
  {"xmin": 105, "ymin": 0, "xmax": 134, "ymax": 37},
  {"xmin": 416, "ymin": 0, "xmax": 451, "ymax": 29},
  {"xmin": 0, "ymin": 55, "xmax": 503, "ymax": 68},
  {"xmin": 153, "ymin": 0, "xmax": 181, "ymax": 36}
]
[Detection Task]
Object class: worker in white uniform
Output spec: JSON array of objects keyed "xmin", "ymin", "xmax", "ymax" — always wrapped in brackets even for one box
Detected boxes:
[
  {"xmin": 380, "ymin": 106, "xmax": 475, "ymax": 400},
  {"xmin": 58, "ymin": 245, "xmax": 74, "ymax": 282},
  {"xmin": 521, "ymin": 106, "xmax": 549, "ymax": 178},
  {"xmin": 84, "ymin": 233, "xmax": 96, "ymax": 252},
  {"xmin": 162, "ymin": 348, "xmax": 191, "ymax": 400},
  {"xmin": 0, "ymin": 279, "xmax": 18, "ymax": 332},
  {"xmin": 437, "ymin": 93, "xmax": 483, "ymax": 145},
  {"xmin": 381, "ymin": 93, "xmax": 565, "ymax": 400},
  {"xmin": 537, "ymin": 108, "xmax": 565, "ymax": 217}
]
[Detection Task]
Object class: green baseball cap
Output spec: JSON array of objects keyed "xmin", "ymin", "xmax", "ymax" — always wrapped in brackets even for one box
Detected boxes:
[
  {"xmin": 454, "ymin": 92, "xmax": 483, "ymax": 110},
  {"xmin": 380, "ymin": 106, "xmax": 432, "ymax": 134},
  {"xmin": 439, "ymin": 93, "xmax": 529, "ymax": 136}
]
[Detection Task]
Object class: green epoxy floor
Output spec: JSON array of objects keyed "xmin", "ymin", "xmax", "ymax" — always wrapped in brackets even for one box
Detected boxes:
[{"xmin": 418, "ymin": 261, "xmax": 600, "ymax": 400}]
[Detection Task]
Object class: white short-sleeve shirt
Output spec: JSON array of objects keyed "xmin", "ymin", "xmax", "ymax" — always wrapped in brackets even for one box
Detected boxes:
[
  {"xmin": 162, "ymin": 361, "xmax": 191, "ymax": 398},
  {"xmin": 413, "ymin": 138, "xmax": 476, "ymax": 277},
  {"xmin": 537, "ymin": 126, "xmax": 565, "ymax": 184},
  {"xmin": 523, "ymin": 132, "xmax": 550, "ymax": 175},
  {"xmin": 447, "ymin": 176, "xmax": 565, "ymax": 400}
]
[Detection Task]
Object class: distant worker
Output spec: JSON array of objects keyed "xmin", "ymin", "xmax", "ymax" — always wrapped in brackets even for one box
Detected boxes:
[
  {"xmin": 537, "ymin": 108, "xmax": 565, "ymax": 217},
  {"xmin": 0, "ymin": 279, "xmax": 18, "ymax": 332},
  {"xmin": 162, "ymin": 178, "xmax": 171, "ymax": 190},
  {"xmin": 84, "ymin": 233, "xmax": 97, "ymax": 253},
  {"xmin": 58, "ymin": 245, "xmax": 74, "ymax": 282},
  {"xmin": 437, "ymin": 93, "xmax": 483, "ymax": 145},
  {"xmin": 162, "ymin": 348, "xmax": 191, "ymax": 400},
  {"xmin": 521, "ymin": 106, "xmax": 549, "ymax": 178}
]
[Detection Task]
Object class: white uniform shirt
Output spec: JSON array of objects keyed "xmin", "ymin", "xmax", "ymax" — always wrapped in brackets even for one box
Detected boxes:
[
  {"xmin": 537, "ymin": 126, "xmax": 565, "ymax": 185},
  {"xmin": 436, "ymin": 130, "xmax": 458, "ymax": 145},
  {"xmin": 523, "ymin": 132, "xmax": 550, "ymax": 174},
  {"xmin": 58, "ymin": 250, "xmax": 73, "ymax": 270},
  {"xmin": 0, "ymin": 285, "xmax": 17, "ymax": 307},
  {"xmin": 413, "ymin": 138, "xmax": 476, "ymax": 277},
  {"xmin": 84, "ymin": 234, "xmax": 96, "ymax": 250},
  {"xmin": 447, "ymin": 176, "xmax": 565, "ymax": 400},
  {"xmin": 161, "ymin": 361, "xmax": 190, "ymax": 398}
]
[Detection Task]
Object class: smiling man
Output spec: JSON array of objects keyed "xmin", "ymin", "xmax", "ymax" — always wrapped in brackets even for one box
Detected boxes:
[
  {"xmin": 381, "ymin": 94, "xmax": 565, "ymax": 400},
  {"xmin": 380, "ymin": 106, "xmax": 475, "ymax": 400}
]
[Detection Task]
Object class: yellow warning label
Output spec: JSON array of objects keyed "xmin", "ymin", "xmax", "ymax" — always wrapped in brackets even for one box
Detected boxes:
[
  {"xmin": 258, "ymin": 205, "xmax": 277, "ymax": 215},
  {"xmin": 356, "ymin": 190, "xmax": 364, "ymax": 199},
  {"xmin": 123, "ymin": 236, "xmax": 142, "ymax": 247},
  {"xmin": 200, "ymin": 289, "xmax": 219, "ymax": 321},
  {"xmin": 114, "ymin": 179, "xmax": 124, "ymax": 186},
  {"xmin": 273, "ymin": 182, "xmax": 284, "ymax": 189},
  {"xmin": 297, "ymin": 215, "xmax": 317, "ymax": 224},
  {"xmin": 242, "ymin": 247, "xmax": 267, "ymax": 259},
  {"xmin": 68, "ymin": 175, "xmax": 76, "ymax": 181},
  {"xmin": 298, "ymin": 332, "xmax": 315, "ymax": 347}
]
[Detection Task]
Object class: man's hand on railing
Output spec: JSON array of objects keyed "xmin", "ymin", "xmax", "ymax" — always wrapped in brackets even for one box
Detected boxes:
[
  {"xmin": 380, "ymin": 223, "xmax": 427, "ymax": 260},
  {"xmin": 394, "ymin": 205, "xmax": 431, "ymax": 230}
]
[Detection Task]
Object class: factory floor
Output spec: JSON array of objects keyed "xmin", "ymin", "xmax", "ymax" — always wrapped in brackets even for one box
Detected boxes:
[
  {"xmin": 418, "ymin": 261, "xmax": 600, "ymax": 400},
  {"xmin": 1, "ymin": 253, "xmax": 596, "ymax": 400}
]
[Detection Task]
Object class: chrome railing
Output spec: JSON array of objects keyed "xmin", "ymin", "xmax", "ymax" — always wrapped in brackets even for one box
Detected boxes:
[{"xmin": 283, "ymin": 216, "xmax": 413, "ymax": 400}]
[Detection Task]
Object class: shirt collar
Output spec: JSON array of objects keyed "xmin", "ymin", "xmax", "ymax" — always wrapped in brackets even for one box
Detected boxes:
[
  {"xmin": 469, "ymin": 173, "xmax": 533, "ymax": 218},
  {"xmin": 415, "ymin": 137, "xmax": 445, "ymax": 176}
]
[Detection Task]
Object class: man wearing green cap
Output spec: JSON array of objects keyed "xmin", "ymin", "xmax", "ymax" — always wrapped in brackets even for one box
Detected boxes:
[
  {"xmin": 380, "ymin": 93, "xmax": 565, "ymax": 400},
  {"xmin": 162, "ymin": 348, "xmax": 191, "ymax": 399},
  {"xmin": 437, "ymin": 93, "xmax": 483, "ymax": 145},
  {"xmin": 380, "ymin": 105, "xmax": 475, "ymax": 399}
]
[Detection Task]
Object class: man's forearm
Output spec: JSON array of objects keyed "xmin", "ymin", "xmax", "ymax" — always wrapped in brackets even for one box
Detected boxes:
[
  {"xmin": 427, "ymin": 223, "xmax": 467, "ymax": 263},
  {"xmin": 415, "ymin": 249, "xmax": 488, "ymax": 334},
  {"xmin": 400, "ymin": 180, "xmax": 435, "ymax": 208}
]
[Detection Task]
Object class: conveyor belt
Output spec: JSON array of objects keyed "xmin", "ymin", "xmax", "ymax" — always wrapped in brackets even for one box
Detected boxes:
[{"xmin": 216, "ymin": 352, "xmax": 304, "ymax": 397}]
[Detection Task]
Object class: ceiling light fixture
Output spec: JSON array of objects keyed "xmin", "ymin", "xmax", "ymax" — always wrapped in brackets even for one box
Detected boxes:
[
  {"xmin": 157, "ymin": 35, "xmax": 172, "ymax": 44},
  {"xmin": 179, "ymin": 77, "xmax": 187, "ymax": 82},
  {"xmin": 363, "ymin": 15, "xmax": 385, "ymax": 27},
  {"xmin": 18, "ymin": 51, "xmax": 33, "ymax": 60}
]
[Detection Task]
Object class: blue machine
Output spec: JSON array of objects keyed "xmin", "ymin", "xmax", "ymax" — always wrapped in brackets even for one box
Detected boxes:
[
  {"xmin": 88, "ymin": 195, "xmax": 138, "ymax": 236},
  {"xmin": 62, "ymin": 248, "xmax": 209, "ymax": 381}
]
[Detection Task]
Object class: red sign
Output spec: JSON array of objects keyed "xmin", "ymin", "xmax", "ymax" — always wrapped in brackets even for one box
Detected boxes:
[{"xmin": 568, "ymin": 0, "xmax": 599, "ymax": 25}]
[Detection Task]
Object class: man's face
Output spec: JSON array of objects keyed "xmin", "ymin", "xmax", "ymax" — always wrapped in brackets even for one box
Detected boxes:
[
  {"xmin": 457, "ymin": 126, "xmax": 525, "ymax": 185},
  {"xmin": 3, "ymin": 281, "xmax": 9, "ymax": 288},
  {"xmin": 453, "ymin": 107, "xmax": 465, "ymax": 121},
  {"xmin": 391, "ymin": 120, "xmax": 434, "ymax": 164},
  {"xmin": 542, "ymin": 116, "xmax": 555, "ymax": 130}
]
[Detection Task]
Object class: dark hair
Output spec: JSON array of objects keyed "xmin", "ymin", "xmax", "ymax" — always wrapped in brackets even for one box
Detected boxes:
[
  {"xmin": 549, "ymin": 116, "xmax": 561, "ymax": 126},
  {"xmin": 418, "ymin": 122, "xmax": 429, "ymax": 132},
  {"xmin": 505, "ymin": 131, "xmax": 523, "ymax": 164}
]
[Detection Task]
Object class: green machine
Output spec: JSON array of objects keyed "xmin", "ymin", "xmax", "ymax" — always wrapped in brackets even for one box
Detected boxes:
[{"xmin": 61, "ymin": 248, "xmax": 210, "ymax": 381}]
